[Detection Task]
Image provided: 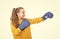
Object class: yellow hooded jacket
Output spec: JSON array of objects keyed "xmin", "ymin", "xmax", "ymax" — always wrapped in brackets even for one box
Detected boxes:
[{"xmin": 10, "ymin": 17, "xmax": 44, "ymax": 39}]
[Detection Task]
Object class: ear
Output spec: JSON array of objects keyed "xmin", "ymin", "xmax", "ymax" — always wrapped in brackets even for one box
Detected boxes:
[{"xmin": 17, "ymin": 13, "xmax": 19, "ymax": 16}]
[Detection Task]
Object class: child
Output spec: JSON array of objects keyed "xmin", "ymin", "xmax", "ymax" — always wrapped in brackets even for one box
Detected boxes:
[{"xmin": 10, "ymin": 7, "xmax": 53, "ymax": 39}]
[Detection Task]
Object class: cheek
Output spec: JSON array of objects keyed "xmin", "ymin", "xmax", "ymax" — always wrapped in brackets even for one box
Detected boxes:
[
  {"xmin": 21, "ymin": 14, "xmax": 25, "ymax": 17},
  {"xmin": 19, "ymin": 13, "xmax": 24, "ymax": 17},
  {"xmin": 19, "ymin": 13, "xmax": 22, "ymax": 17}
]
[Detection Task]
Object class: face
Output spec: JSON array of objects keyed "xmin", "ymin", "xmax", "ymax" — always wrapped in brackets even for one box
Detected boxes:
[{"xmin": 17, "ymin": 9, "xmax": 25, "ymax": 19}]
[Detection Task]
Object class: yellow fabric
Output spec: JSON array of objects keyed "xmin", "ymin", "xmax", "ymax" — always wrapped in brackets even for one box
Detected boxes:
[{"xmin": 10, "ymin": 17, "xmax": 44, "ymax": 39}]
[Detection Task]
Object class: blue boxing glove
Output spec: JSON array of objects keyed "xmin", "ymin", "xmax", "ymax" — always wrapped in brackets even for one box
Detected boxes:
[
  {"xmin": 18, "ymin": 19, "xmax": 30, "ymax": 31},
  {"xmin": 42, "ymin": 12, "xmax": 53, "ymax": 20}
]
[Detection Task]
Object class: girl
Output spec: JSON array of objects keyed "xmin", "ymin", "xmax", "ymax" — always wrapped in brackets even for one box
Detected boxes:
[{"xmin": 10, "ymin": 7, "xmax": 53, "ymax": 39}]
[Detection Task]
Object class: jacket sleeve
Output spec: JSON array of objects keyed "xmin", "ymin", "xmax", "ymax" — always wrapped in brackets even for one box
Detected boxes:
[
  {"xmin": 28, "ymin": 17, "xmax": 44, "ymax": 24},
  {"xmin": 10, "ymin": 22, "xmax": 21, "ymax": 36}
]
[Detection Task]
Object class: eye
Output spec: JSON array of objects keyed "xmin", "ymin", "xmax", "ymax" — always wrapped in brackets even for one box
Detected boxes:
[{"xmin": 22, "ymin": 11, "xmax": 25, "ymax": 14}]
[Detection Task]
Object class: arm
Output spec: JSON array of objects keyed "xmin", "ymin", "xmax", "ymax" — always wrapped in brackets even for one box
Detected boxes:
[
  {"xmin": 28, "ymin": 12, "xmax": 53, "ymax": 24},
  {"xmin": 10, "ymin": 22, "xmax": 21, "ymax": 36},
  {"xmin": 18, "ymin": 18, "xmax": 43, "ymax": 31},
  {"xmin": 28, "ymin": 17, "xmax": 44, "ymax": 24}
]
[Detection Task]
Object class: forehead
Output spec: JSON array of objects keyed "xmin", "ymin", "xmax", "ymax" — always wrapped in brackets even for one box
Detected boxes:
[{"xmin": 19, "ymin": 9, "xmax": 24, "ymax": 12}]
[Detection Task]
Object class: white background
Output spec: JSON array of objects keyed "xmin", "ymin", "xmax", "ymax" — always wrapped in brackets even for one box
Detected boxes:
[{"xmin": 0, "ymin": 0, "xmax": 60, "ymax": 39}]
